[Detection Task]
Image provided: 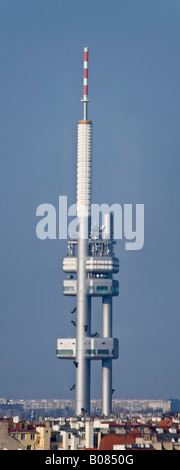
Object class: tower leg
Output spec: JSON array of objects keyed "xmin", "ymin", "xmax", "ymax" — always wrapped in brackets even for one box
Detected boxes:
[
  {"xmin": 102, "ymin": 295, "xmax": 112, "ymax": 416},
  {"xmin": 102, "ymin": 358, "xmax": 112, "ymax": 416},
  {"xmin": 75, "ymin": 217, "xmax": 91, "ymax": 416},
  {"xmin": 75, "ymin": 296, "xmax": 91, "ymax": 416}
]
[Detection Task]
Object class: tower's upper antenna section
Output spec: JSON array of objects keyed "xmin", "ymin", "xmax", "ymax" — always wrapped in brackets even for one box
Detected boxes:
[
  {"xmin": 83, "ymin": 46, "xmax": 88, "ymax": 101},
  {"xmin": 81, "ymin": 46, "xmax": 90, "ymax": 121}
]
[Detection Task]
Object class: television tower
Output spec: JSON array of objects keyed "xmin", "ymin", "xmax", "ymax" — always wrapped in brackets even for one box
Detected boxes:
[{"xmin": 57, "ymin": 47, "xmax": 119, "ymax": 416}]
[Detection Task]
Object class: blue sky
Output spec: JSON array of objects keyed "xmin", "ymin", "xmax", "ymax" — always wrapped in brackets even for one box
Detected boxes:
[{"xmin": 0, "ymin": 0, "xmax": 180, "ymax": 401}]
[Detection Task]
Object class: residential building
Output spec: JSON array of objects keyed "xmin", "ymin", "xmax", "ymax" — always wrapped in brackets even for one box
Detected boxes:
[
  {"xmin": 3, "ymin": 419, "xmax": 51, "ymax": 450},
  {"xmin": 0, "ymin": 420, "xmax": 25, "ymax": 450},
  {"xmin": 1, "ymin": 411, "xmax": 180, "ymax": 451}
]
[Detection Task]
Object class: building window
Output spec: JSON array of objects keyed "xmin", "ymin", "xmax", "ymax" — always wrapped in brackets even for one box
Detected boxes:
[
  {"xmin": 63, "ymin": 286, "xmax": 74, "ymax": 292},
  {"xmin": 27, "ymin": 445, "xmax": 31, "ymax": 450},
  {"xmin": 96, "ymin": 286, "xmax": 108, "ymax": 291},
  {"xmin": 97, "ymin": 349, "xmax": 109, "ymax": 355},
  {"xmin": 111, "ymin": 286, "xmax": 119, "ymax": 293},
  {"xmin": 57, "ymin": 349, "xmax": 74, "ymax": 356},
  {"xmin": 94, "ymin": 433, "xmax": 98, "ymax": 448},
  {"xmin": 85, "ymin": 349, "xmax": 96, "ymax": 355},
  {"xmin": 21, "ymin": 434, "xmax": 25, "ymax": 440},
  {"xmin": 31, "ymin": 434, "xmax": 35, "ymax": 440}
]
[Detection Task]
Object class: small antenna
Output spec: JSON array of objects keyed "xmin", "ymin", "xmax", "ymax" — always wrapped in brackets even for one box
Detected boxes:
[{"xmin": 81, "ymin": 46, "xmax": 90, "ymax": 120}]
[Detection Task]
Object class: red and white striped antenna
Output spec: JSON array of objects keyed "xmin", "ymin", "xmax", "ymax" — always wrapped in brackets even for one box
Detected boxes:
[
  {"xmin": 83, "ymin": 46, "xmax": 88, "ymax": 100},
  {"xmin": 81, "ymin": 46, "xmax": 90, "ymax": 120}
]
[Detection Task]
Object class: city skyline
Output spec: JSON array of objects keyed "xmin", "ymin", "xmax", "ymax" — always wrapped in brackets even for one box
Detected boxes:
[
  {"xmin": 0, "ymin": 396, "xmax": 174, "ymax": 417},
  {"xmin": 0, "ymin": 0, "xmax": 180, "ymax": 401}
]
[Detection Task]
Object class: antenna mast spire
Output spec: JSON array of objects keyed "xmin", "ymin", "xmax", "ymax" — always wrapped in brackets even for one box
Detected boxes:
[{"xmin": 81, "ymin": 46, "xmax": 89, "ymax": 120}]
